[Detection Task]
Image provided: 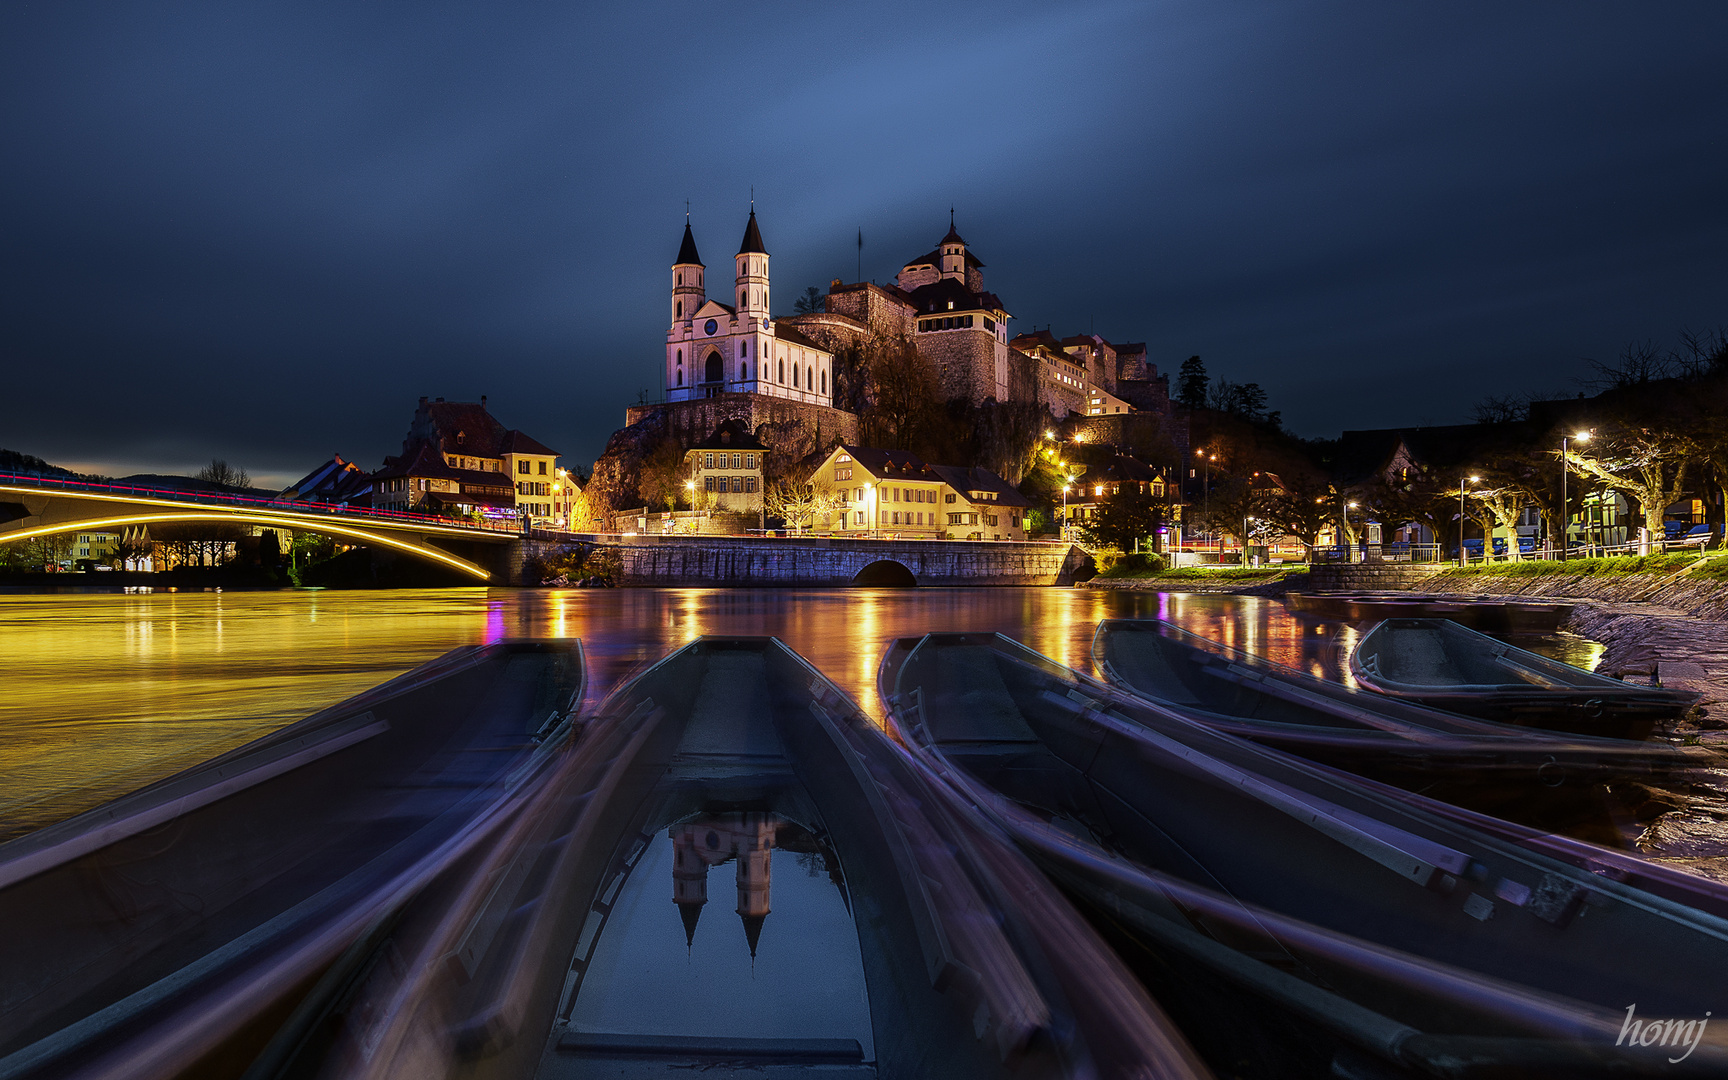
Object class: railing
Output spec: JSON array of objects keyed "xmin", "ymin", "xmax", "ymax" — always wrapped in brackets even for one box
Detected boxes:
[{"xmin": 0, "ymin": 471, "xmax": 522, "ymax": 535}]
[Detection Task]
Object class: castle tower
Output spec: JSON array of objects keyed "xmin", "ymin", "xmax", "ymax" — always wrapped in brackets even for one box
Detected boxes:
[
  {"xmin": 939, "ymin": 214, "xmax": 967, "ymax": 282},
  {"xmin": 672, "ymin": 219, "xmax": 705, "ymax": 326},
  {"xmin": 670, "ymin": 826, "xmax": 709, "ymax": 948},
  {"xmin": 735, "ymin": 209, "xmax": 769, "ymax": 324},
  {"xmin": 734, "ymin": 812, "xmax": 775, "ymax": 958}
]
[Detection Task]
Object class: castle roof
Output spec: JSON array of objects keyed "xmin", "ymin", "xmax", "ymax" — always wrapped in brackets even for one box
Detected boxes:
[
  {"xmin": 941, "ymin": 222, "xmax": 966, "ymax": 245},
  {"xmin": 738, "ymin": 210, "xmax": 766, "ymax": 255},
  {"xmin": 676, "ymin": 221, "xmax": 702, "ymax": 266},
  {"xmin": 905, "ymin": 246, "xmax": 985, "ymax": 271},
  {"xmin": 499, "ymin": 429, "xmax": 560, "ymax": 457},
  {"xmin": 906, "ymin": 277, "xmax": 1006, "ymax": 315}
]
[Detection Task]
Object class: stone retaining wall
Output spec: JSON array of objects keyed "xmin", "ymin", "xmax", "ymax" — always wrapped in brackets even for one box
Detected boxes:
[
  {"xmin": 1306, "ymin": 562, "xmax": 1448, "ymax": 591},
  {"xmin": 579, "ymin": 535, "xmax": 1090, "ymax": 587}
]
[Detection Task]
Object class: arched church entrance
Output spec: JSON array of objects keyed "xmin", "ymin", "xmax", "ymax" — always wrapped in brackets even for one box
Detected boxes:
[{"xmin": 703, "ymin": 351, "xmax": 724, "ymax": 398}]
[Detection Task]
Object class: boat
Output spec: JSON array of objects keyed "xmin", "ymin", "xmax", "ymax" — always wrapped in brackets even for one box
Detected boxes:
[
  {"xmin": 1351, "ymin": 618, "xmax": 1698, "ymax": 739},
  {"xmin": 268, "ymin": 637, "xmax": 1206, "ymax": 1080},
  {"xmin": 1284, "ymin": 592, "xmax": 1571, "ymax": 635},
  {"xmin": 0, "ymin": 639, "xmax": 587, "ymax": 1080},
  {"xmin": 1092, "ymin": 618, "xmax": 1694, "ymax": 831},
  {"xmin": 880, "ymin": 632, "xmax": 1728, "ymax": 1077}
]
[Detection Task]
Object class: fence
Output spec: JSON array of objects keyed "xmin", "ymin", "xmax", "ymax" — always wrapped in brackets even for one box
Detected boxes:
[{"xmin": 0, "ymin": 471, "xmax": 523, "ymax": 536}]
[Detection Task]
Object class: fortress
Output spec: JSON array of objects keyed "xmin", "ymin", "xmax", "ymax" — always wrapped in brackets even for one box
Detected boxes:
[{"xmin": 605, "ymin": 208, "xmax": 1178, "ymax": 500}]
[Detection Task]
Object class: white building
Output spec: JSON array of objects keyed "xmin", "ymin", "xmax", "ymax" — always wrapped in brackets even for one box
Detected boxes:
[{"xmin": 664, "ymin": 211, "xmax": 833, "ymax": 407}]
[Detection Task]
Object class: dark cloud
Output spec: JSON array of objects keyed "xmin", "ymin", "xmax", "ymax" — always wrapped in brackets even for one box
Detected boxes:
[{"xmin": 2, "ymin": 2, "xmax": 1725, "ymax": 483}]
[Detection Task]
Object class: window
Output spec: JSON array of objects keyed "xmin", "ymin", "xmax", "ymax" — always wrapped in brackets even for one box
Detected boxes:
[
  {"xmin": 984, "ymin": 318, "xmax": 994, "ymax": 332},
  {"xmin": 1010, "ymin": 513, "xmax": 1020, "ymax": 527},
  {"xmin": 677, "ymin": 349, "xmax": 682, "ymax": 364},
  {"xmin": 740, "ymin": 341, "xmax": 747, "ymax": 357},
  {"xmin": 892, "ymin": 512, "xmax": 901, "ymax": 525},
  {"xmin": 856, "ymin": 512, "xmax": 866, "ymax": 526},
  {"xmin": 746, "ymin": 454, "xmax": 755, "ymax": 469},
  {"xmin": 676, "ymin": 301, "xmax": 682, "ymax": 317},
  {"xmin": 778, "ymin": 360, "xmax": 785, "ymax": 382},
  {"xmin": 705, "ymin": 453, "xmax": 714, "ymax": 468},
  {"xmin": 821, "ymin": 370, "xmax": 826, "ymax": 394},
  {"xmin": 745, "ymin": 477, "xmax": 757, "ymax": 493},
  {"xmin": 728, "ymin": 477, "xmax": 741, "ymax": 493},
  {"xmin": 944, "ymin": 493, "xmax": 956, "ymax": 504},
  {"xmin": 731, "ymin": 453, "xmax": 741, "ymax": 469},
  {"xmin": 835, "ymin": 468, "xmax": 852, "ymax": 481},
  {"xmin": 518, "ymin": 461, "xmax": 530, "ymax": 475},
  {"xmin": 741, "ymin": 362, "xmax": 749, "ymax": 380},
  {"xmin": 949, "ymin": 513, "xmax": 963, "ymax": 525},
  {"xmin": 539, "ymin": 461, "xmax": 548, "ymax": 475},
  {"xmin": 677, "ymin": 371, "xmax": 683, "ymax": 386},
  {"xmin": 705, "ymin": 476, "xmax": 715, "ymax": 492},
  {"xmin": 837, "ymin": 453, "xmax": 850, "ymax": 463}
]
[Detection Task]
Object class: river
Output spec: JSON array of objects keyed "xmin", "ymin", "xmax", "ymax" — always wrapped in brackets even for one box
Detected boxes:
[{"xmin": 0, "ymin": 586, "xmax": 1603, "ymax": 842}]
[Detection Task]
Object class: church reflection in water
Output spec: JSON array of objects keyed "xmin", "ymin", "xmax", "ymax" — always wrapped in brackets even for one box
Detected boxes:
[{"xmin": 668, "ymin": 812, "xmax": 846, "ymax": 957}]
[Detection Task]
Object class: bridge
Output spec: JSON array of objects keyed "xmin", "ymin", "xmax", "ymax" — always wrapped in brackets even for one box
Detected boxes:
[
  {"xmin": 0, "ymin": 474, "xmax": 515, "ymax": 580},
  {"xmin": 0, "ymin": 474, "xmax": 1094, "ymax": 587}
]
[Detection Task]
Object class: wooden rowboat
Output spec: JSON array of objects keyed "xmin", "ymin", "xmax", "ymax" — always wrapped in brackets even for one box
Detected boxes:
[
  {"xmin": 1284, "ymin": 593, "xmax": 1571, "ymax": 635},
  {"xmin": 1351, "ymin": 619, "xmax": 1697, "ymax": 739},
  {"xmin": 276, "ymin": 637, "xmax": 1206, "ymax": 1080},
  {"xmin": 881, "ymin": 632, "xmax": 1728, "ymax": 1077},
  {"xmin": 0, "ymin": 640, "xmax": 586, "ymax": 1080},
  {"xmin": 1091, "ymin": 618, "xmax": 1693, "ymax": 832}
]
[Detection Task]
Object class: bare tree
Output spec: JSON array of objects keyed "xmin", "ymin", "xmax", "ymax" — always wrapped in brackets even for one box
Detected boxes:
[
  {"xmin": 765, "ymin": 473, "xmax": 838, "ymax": 535},
  {"xmin": 1563, "ymin": 423, "xmax": 1695, "ymax": 538},
  {"xmin": 197, "ymin": 459, "xmax": 251, "ymax": 488}
]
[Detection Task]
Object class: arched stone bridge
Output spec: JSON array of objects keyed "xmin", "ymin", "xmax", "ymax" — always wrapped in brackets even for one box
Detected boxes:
[{"xmin": 566, "ymin": 534, "xmax": 1094, "ymax": 587}]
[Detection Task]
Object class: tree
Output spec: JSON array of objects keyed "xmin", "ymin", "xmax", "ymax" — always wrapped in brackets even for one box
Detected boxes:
[
  {"xmin": 765, "ymin": 474, "xmax": 837, "ymax": 535},
  {"xmin": 636, "ymin": 437, "xmax": 691, "ymax": 513},
  {"xmin": 1563, "ymin": 422, "xmax": 1695, "ymax": 537},
  {"xmin": 793, "ymin": 286, "xmax": 825, "ymax": 315},
  {"xmin": 1467, "ymin": 483, "xmax": 1528, "ymax": 559},
  {"xmin": 1207, "ymin": 380, "xmax": 1269, "ymax": 422},
  {"xmin": 1176, "ymin": 356, "xmax": 1208, "ymax": 410},
  {"xmin": 196, "ymin": 459, "xmax": 251, "ymax": 488},
  {"xmin": 1258, "ymin": 469, "xmax": 1337, "ymax": 557},
  {"xmin": 1079, "ymin": 484, "xmax": 1166, "ymax": 553},
  {"xmin": 833, "ymin": 333, "xmax": 942, "ymax": 451}
]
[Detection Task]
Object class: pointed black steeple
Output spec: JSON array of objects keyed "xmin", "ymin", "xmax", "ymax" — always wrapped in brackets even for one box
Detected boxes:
[
  {"xmin": 676, "ymin": 220, "xmax": 703, "ymax": 266},
  {"xmin": 678, "ymin": 898, "xmax": 705, "ymax": 948},
  {"xmin": 738, "ymin": 210, "xmax": 767, "ymax": 255},
  {"xmin": 740, "ymin": 912, "xmax": 766, "ymax": 958}
]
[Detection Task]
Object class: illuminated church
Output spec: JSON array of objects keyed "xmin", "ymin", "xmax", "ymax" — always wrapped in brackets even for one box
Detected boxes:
[{"xmin": 663, "ymin": 211, "xmax": 835, "ymax": 408}]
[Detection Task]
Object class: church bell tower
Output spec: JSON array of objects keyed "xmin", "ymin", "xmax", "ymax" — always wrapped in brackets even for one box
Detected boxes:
[
  {"xmin": 735, "ymin": 209, "xmax": 769, "ymax": 324},
  {"xmin": 672, "ymin": 218, "xmax": 705, "ymax": 326}
]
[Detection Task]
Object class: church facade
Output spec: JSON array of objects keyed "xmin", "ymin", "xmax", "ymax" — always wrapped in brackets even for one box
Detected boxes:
[{"xmin": 663, "ymin": 212, "xmax": 835, "ymax": 409}]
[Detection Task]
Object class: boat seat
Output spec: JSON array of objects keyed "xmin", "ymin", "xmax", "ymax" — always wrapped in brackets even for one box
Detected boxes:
[
  {"xmin": 1382, "ymin": 629, "xmax": 1466, "ymax": 684},
  {"xmin": 1111, "ymin": 637, "xmax": 1206, "ymax": 706},
  {"xmin": 926, "ymin": 647, "xmax": 1040, "ymax": 744},
  {"xmin": 541, "ymin": 1032, "xmax": 874, "ymax": 1078},
  {"xmin": 673, "ymin": 653, "xmax": 786, "ymax": 762}
]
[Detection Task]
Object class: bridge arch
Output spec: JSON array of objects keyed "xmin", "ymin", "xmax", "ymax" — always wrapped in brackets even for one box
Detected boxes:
[
  {"xmin": 851, "ymin": 559, "xmax": 917, "ymax": 587},
  {"xmin": 0, "ymin": 511, "xmax": 492, "ymax": 580}
]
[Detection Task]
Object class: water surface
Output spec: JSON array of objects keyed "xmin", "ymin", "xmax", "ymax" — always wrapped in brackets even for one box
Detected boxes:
[{"xmin": 0, "ymin": 588, "xmax": 1601, "ymax": 839}]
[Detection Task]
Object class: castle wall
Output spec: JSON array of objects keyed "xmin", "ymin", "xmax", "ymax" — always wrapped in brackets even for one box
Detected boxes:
[
  {"xmin": 623, "ymin": 394, "xmax": 860, "ymax": 471},
  {"xmin": 916, "ymin": 326, "xmax": 1002, "ymax": 403},
  {"xmin": 821, "ymin": 283, "xmax": 915, "ymax": 339}
]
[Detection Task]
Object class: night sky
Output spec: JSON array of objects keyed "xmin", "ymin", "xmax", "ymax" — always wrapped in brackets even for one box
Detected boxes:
[{"xmin": 3, "ymin": 3, "xmax": 1725, "ymax": 486}]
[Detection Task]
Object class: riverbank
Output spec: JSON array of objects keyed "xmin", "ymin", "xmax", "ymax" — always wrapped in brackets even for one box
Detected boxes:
[{"xmin": 1081, "ymin": 566, "xmax": 1308, "ymax": 596}]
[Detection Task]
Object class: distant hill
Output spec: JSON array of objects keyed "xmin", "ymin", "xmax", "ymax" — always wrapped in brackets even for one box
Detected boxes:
[
  {"xmin": 0, "ymin": 448, "xmax": 85, "ymax": 480},
  {"xmin": 114, "ymin": 473, "xmax": 272, "ymax": 497}
]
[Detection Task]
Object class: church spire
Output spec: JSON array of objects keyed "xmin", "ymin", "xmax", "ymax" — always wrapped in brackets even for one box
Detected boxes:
[
  {"xmin": 738, "ymin": 209, "xmax": 767, "ymax": 255},
  {"xmin": 676, "ymin": 220, "xmax": 703, "ymax": 267}
]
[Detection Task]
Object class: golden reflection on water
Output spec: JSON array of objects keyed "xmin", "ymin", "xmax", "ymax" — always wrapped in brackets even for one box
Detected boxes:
[{"xmin": 0, "ymin": 587, "xmax": 1603, "ymax": 841}]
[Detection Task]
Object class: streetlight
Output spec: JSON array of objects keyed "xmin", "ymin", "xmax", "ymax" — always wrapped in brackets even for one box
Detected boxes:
[
  {"xmin": 1061, "ymin": 484, "xmax": 1071, "ymax": 541},
  {"xmin": 863, "ymin": 482, "xmax": 875, "ymax": 539},
  {"xmin": 1559, "ymin": 431, "xmax": 1589, "ymax": 561},
  {"xmin": 1243, "ymin": 515, "xmax": 1255, "ymax": 565},
  {"xmin": 1458, "ymin": 476, "xmax": 1480, "ymax": 565}
]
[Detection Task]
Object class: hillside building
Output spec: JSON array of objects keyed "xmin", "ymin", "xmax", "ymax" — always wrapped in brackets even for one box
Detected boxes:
[
  {"xmin": 664, "ymin": 213, "xmax": 834, "ymax": 409},
  {"xmin": 371, "ymin": 397, "xmax": 563, "ymax": 523}
]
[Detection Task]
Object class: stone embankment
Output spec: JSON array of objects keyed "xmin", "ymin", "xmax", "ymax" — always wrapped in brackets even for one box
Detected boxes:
[{"xmin": 1372, "ymin": 564, "xmax": 1728, "ymax": 883}]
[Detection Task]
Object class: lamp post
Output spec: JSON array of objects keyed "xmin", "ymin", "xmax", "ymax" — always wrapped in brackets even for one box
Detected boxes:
[
  {"xmin": 1243, "ymin": 515, "xmax": 1255, "ymax": 565},
  {"xmin": 1558, "ymin": 431, "xmax": 1589, "ymax": 561},
  {"xmin": 863, "ymin": 482, "xmax": 876, "ymax": 539},
  {"xmin": 1458, "ymin": 476, "xmax": 1480, "ymax": 565}
]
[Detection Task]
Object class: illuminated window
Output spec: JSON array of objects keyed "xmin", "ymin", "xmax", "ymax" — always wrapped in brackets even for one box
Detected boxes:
[{"xmin": 518, "ymin": 461, "xmax": 530, "ymax": 475}]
